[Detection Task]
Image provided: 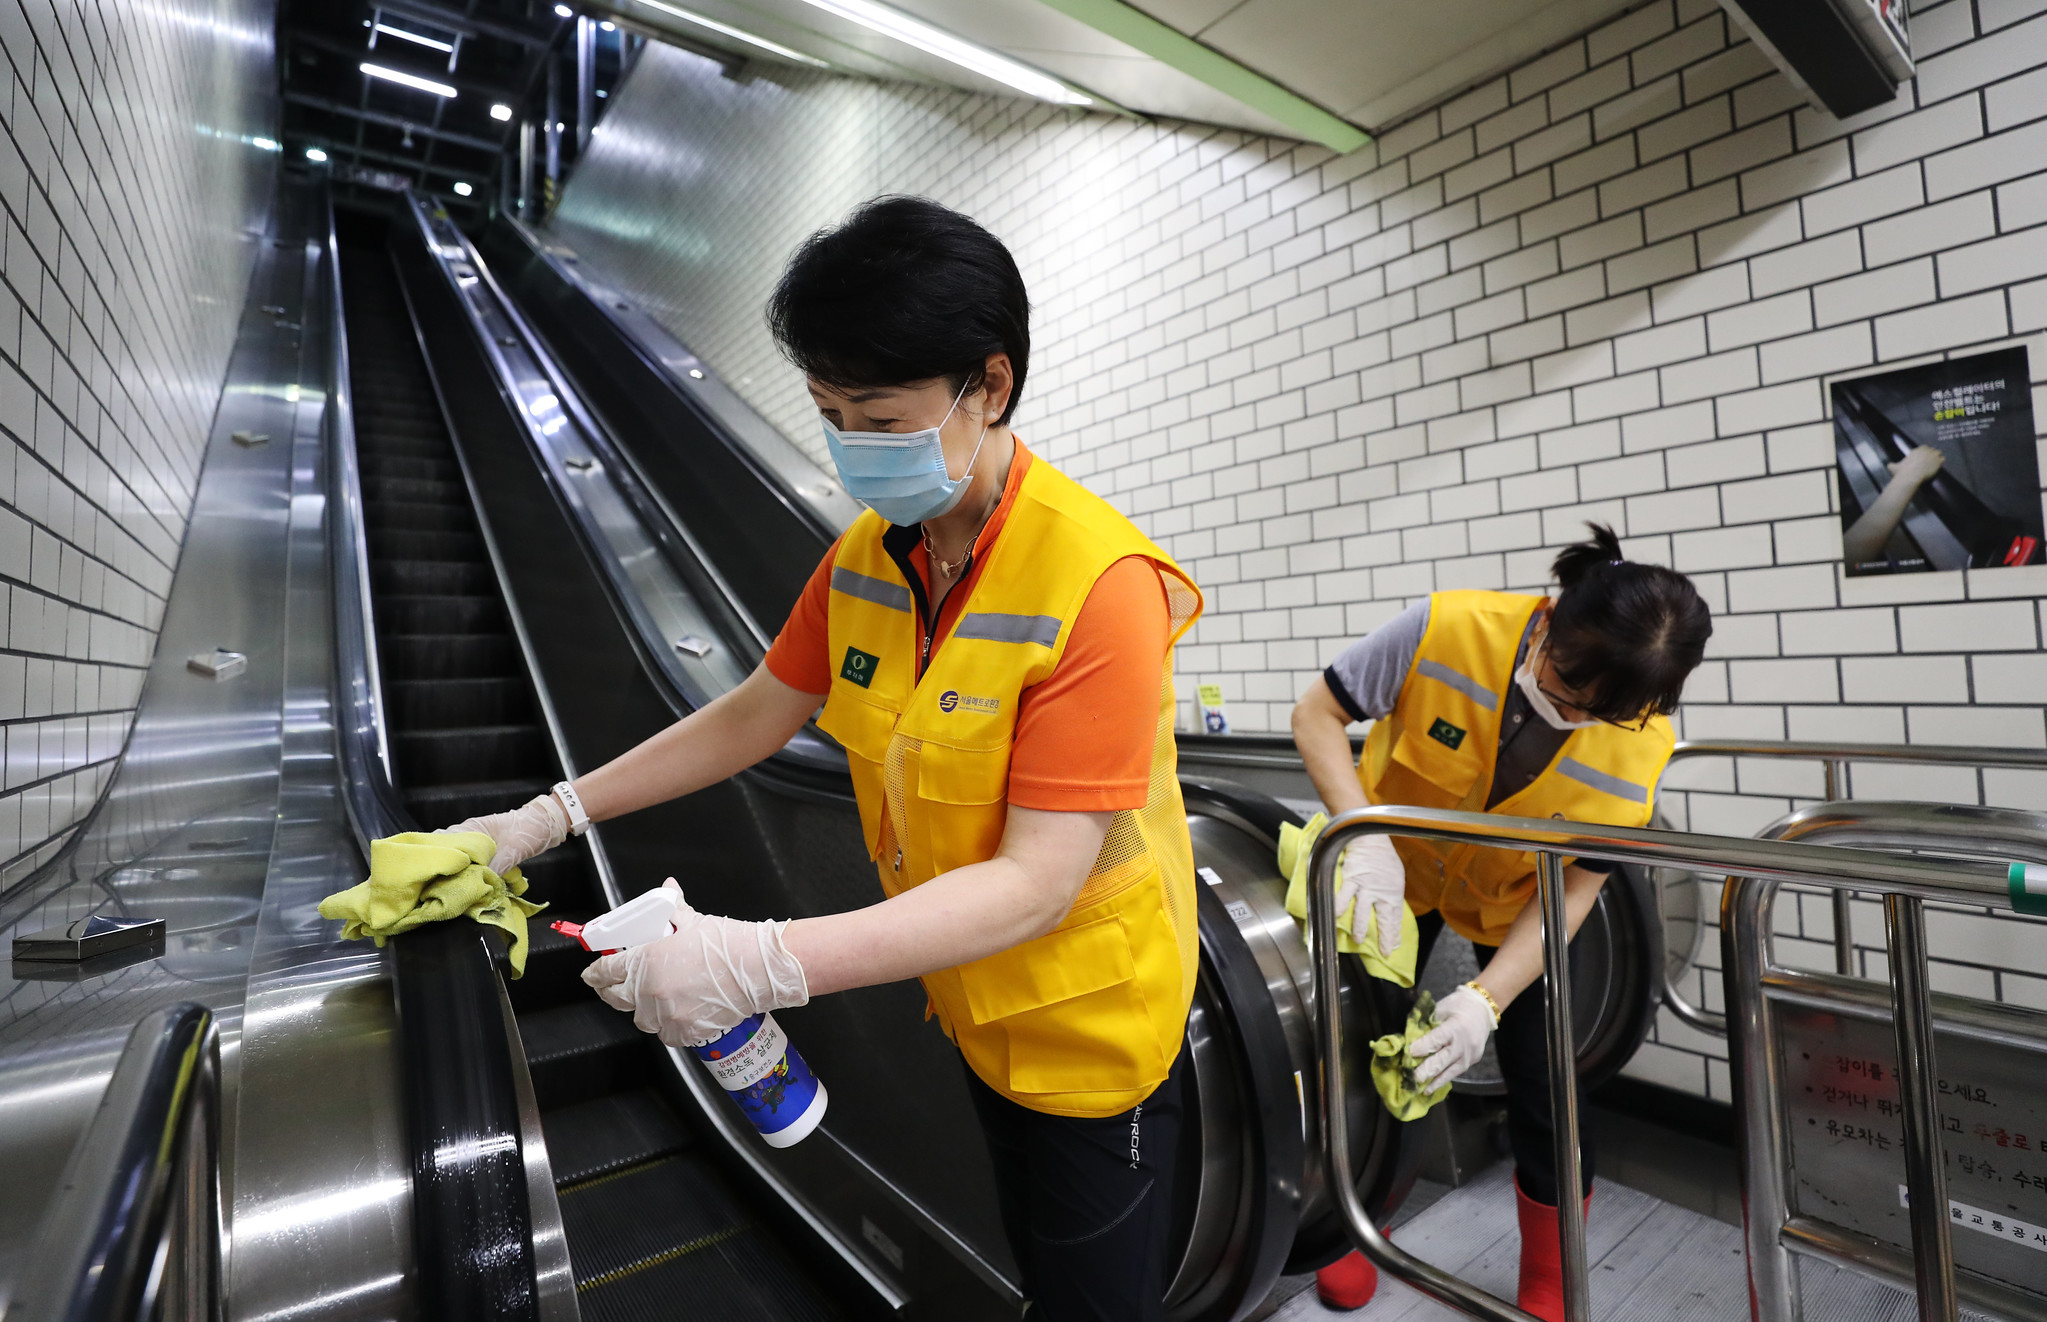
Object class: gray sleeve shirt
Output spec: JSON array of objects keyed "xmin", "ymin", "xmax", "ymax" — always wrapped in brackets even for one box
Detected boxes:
[{"xmin": 1322, "ymin": 599, "xmax": 1430, "ymax": 722}]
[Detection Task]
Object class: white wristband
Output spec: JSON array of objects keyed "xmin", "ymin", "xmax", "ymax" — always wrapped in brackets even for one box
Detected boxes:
[{"xmin": 552, "ymin": 780, "xmax": 591, "ymax": 836}]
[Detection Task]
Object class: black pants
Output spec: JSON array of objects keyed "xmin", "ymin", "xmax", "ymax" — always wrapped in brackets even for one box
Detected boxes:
[
  {"xmin": 965, "ymin": 1047, "xmax": 1187, "ymax": 1321},
  {"xmin": 1414, "ymin": 911, "xmax": 1594, "ymax": 1207}
]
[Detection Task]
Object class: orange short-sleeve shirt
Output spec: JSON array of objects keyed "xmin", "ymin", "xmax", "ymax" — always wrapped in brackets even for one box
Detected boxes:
[{"xmin": 765, "ymin": 443, "xmax": 1169, "ymax": 812}]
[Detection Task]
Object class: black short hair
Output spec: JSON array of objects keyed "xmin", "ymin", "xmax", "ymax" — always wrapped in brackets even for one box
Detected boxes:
[
  {"xmin": 1546, "ymin": 523, "xmax": 1713, "ymax": 724},
  {"xmin": 767, "ymin": 196, "xmax": 1030, "ymax": 426}
]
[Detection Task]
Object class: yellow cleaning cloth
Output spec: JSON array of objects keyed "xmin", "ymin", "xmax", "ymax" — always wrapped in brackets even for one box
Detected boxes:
[
  {"xmin": 319, "ymin": 831, "xmax": 546, "ymax": 977},
  {"xmin": 1369, "ymin": 989, "xmax": 1453, "ymax": 1121},
  {"xmin": 1280, "ymin": 811, "xmax": 1419, "ymax": 987}
]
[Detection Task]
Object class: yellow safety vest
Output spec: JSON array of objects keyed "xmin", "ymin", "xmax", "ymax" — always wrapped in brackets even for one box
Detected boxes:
[
  {"xmin": 816, "ymin": 456, "xmax": 1204, "ymax": 1117},
  {"xmin": 1359, "ymin": 590, "xmax": 1673, "ymax": 946}
]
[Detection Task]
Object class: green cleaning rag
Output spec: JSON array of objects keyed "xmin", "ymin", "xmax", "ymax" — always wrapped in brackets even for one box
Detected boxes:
[
  {"xmin": 1279, "ymin": 812, "xmax": 1419, "ymax": 987},
  {"xmin": 1369, "ymin": 989, "xmax": 1453, "ymax": 1121},
  {"xmin": 318, "ymin": 831, "xmax": 546, "ymax": 976}
]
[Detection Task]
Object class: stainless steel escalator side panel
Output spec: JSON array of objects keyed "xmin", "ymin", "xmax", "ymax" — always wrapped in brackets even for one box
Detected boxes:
[
  {"xmin": 228, "ymin": 189, "xmax": 414, "ymax": 1322},
  {"xmin": 497, "ymin": 217, "xmax": 863, "ymax": 539},
  {"xmin": 0, "ymin": 181, "xmax": 402, "ymax": 1320}
]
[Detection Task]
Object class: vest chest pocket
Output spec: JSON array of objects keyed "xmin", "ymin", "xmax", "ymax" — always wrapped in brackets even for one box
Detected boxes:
[
  {"xmin": 1389, "ymin": 724, "xmax": 1482, "ymax": 803},
  {"xmin": 916, "ymin": 740, "xmax": 1011, "ymax": 805}
]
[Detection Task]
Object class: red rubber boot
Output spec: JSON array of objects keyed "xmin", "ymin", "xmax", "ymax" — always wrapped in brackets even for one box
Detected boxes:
[
  {"xmin": 1315, "ymin": 1250, "xmax": 1379, "ymax": 1310},
  {"xmin": 1515, "ymin": 1177, "xmax": 1592, "ymax": 1322}
]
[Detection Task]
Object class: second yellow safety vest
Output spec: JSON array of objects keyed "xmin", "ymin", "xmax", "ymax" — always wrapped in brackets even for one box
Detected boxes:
[
  {"xmin": 816, "ymin": 456, "xmax": 1204, "ymax": 1118},
  {"xmin": 1359, "ymin": 590, "xmax": 1673, "ymax": 945}
]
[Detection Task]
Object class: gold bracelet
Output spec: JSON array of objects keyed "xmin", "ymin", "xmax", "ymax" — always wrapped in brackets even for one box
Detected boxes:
[{"xmin": 1464, "ymin": 980, "xmax": 1502, "ymax": 1026}]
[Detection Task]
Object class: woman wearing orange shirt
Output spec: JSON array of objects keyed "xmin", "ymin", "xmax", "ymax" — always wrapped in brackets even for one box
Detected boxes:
[{"xmin": 445, "ymin": 197, "xmax": 1204, "ymax": 1321}]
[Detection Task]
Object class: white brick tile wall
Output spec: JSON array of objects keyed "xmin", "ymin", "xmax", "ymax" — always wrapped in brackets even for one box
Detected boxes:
[
  {"xmin": 552, "ymin": 0, "xmax": 2047, "ymax": 1104},
  {"xmin": 0, "ymin": 1, "xmax": 271, "ymax": 883}
]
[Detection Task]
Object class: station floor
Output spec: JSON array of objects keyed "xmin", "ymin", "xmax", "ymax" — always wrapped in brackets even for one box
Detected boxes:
[{"xmin": 1256, "ymin": 1160, "xmax": 1984, "ymax": 1321}]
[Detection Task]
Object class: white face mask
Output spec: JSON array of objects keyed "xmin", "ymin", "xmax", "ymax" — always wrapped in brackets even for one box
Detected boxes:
[{"xmin": 1516, "ymin": 635, "xmax": 1598, "ymax": 731}]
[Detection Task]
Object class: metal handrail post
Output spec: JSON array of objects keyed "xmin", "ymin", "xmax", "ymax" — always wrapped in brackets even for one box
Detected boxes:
[
  {"xmin": 1305, "ymin": 804, "xmax": 2009, "ymax": 1322},
  {"xmin": 1537, "ymin": 852, "xmax": 1590, "ymax": 1322},
  {"xmin": 1726, "ymin": 875, "xmax": 1800, "ymax": 1322},
  {"xmin": 1824, "ymin": 761, "xmax": 1855, "ymax": 977},
  {"xmin": 1308, "ymin": 819, "xmax": 1541, "ymax": 1322},
  {"xmin": 1885, "ymin": 893, "xmax": 1959, "ymax": 1321}
]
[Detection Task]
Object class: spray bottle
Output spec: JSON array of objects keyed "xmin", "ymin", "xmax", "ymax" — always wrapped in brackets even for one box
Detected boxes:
[{"xmin": 552, "ymin": 889, "xmax": 828, "ymax": 1149}]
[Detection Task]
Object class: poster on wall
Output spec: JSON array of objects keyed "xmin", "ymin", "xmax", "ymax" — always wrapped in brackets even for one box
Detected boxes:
[{"xmin": 1834, "ymin": 347, "xmax": 2043, "ymax": 577}]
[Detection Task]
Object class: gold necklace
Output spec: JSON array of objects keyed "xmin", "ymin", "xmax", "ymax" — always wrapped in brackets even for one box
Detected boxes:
[{"xmin": 924, "ymin": 492, "xmax": 998, "ymax": 580}]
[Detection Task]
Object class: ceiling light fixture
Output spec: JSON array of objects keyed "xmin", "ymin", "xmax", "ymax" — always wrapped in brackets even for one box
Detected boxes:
[
  {"xmin": 554, "ymin": 4, "xmax": 573, "ymax": 16},
  {"xmin": 453, "ymin": 181, "xmax": 474, "ymax": 196},
  {"xmin": 628, "ymin": 0, "xmax": 829, "ymax": 67},
  {"xmin": 372, "ymin": 22, "xmax": 454, "ymax": 52},
  {"xmin": 253, "ymin": 137, "xmax": 280, "ymax": 151},
  {"xmin": 793, "ymin": 0, "xmax": 1088, "ymax": 104},
  {"xmin": 490, "ymin": 102, "xmax": 513, "ymax": 121},
  {"xmin": 360, "ymin": 62, "xmax": 458, "ymax": 97},
  {"xmin": 600, "ymin": 20, "xmax": 616, "ymax": 31},
  {"xmin": 306, "ymin": 147, "xmax": 329, "ymax": 162}
]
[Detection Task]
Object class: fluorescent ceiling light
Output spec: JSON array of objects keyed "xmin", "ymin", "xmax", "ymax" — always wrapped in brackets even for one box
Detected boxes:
[
  {"xmin": 794, "ymin": 0, "xmax": 1088, "ymax": 104},
  {"xmin": 453, "ymin": 181, "xmax": 474, "ymax": 196},
  {"xmin": 629, "ymin": 0, "xmax": 829, "ymax": 67},
  {"xmin": 306, "ymin": 147, "xmax": 329, "ymax": 162},
  {"xmin": 253, "ymin": 137, "xmax": 280, "ymax": 151},
  {"xmin": 600, "ymin": 21, "xmax": 616, "ymax": 31},
  {"xmin": 373, "ymin": 22, "xmax": 453, "ymax": 52},
  {"xmin": 490, "ymin": 102, "xmax": 513, "ymax": 121},
  {"xmin": 554, "ymin": 4, "xmax": 573, "ymax": 16},
  {"xmin": 360, "ymin": 62, "xmax": 457, "ymax": 97}
]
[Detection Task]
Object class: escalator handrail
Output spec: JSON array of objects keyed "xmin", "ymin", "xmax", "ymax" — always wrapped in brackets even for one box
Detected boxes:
[
  {"xmin": 6, "ymin": 1003, "xmax": 222, "ymax": 1322},
  {"xmin": 499, "ymin": 217, "xmax": 854, "ymax": 548},
  {"xmin": 323, "ymin": 210, "xmax": 549, "ymax": 1322},
  {"xmin": 402, "ymin": 199, "xmax": 851, "ymax": 796}
]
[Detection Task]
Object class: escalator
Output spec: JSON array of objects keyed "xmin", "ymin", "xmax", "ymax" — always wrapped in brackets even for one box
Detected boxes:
[{"xmin": 334, "ymin": 214, "xmax": 847, "ymax": 1322}]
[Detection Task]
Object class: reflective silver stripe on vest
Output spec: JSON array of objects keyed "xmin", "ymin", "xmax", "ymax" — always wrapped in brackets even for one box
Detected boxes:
[
  {"xmin": 831, "ymin": 566, "xmax": 912, "ymax": 613},
  {"xmin": 1556, "ymin": 757, "xmax": 1650, "ymax": 804},
  {"xmin": 1416, "ymin": 659, "xmax": 1500, "ymax": 712},
  {"xmin": 955, "ymin": 612, "xmax": 1061, "ymax": 648}
]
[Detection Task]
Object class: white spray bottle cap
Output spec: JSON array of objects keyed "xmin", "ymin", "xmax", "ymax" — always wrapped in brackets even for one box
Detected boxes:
[{"xmin": 557, "ymin": 887, "xmax": 678, "ymax": 953}]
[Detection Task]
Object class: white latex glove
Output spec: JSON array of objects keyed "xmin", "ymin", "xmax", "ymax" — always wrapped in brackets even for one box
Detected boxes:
[
  {"xmin": 1411, "ymin": 985, "xmax": 1499, "ymax": 1088},
  {"xmin": 581, "ymin": 881, "xmax": 810, "ymax": 1048},
  {"xmin": 1336, "ymin": 832, "xmax": 1408, "ymax": 955},
  {"xmin": 444, "ymin": 793, "xmax": 568, "ymax": 875}
]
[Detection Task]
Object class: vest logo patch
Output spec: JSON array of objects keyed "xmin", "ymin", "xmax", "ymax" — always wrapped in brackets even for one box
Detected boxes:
[
  {"xmin": 1427, "ymin": 717, "xmax": 1466, "ymax": 751},
  {"xmin": 938, "ymin": 689, "xmax": 999, "ymax": 714},
  {"xmin": 840, "ymin": 647, "xmax": 879, "ymax": 688}
]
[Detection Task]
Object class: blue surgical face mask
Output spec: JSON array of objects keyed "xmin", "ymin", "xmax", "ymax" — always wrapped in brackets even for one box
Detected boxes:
[{"xmin": 821, "ymin": 384, "xmax": 989, "ymax": 527}]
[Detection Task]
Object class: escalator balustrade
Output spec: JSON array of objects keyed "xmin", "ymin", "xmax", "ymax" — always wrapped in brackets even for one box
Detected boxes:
[{"xmin": 336, "ymin": 214, "xmax": 846, "ymax": 1322}]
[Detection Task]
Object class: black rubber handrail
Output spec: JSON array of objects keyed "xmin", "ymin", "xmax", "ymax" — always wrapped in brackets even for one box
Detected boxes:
[
  {"xmin": 8, "ymin": 1003, "xmax": 222, "ymax": 1322},
  {"xmin": 323, "ymin": 206, "xmax": 543, "ymax": 1322}
]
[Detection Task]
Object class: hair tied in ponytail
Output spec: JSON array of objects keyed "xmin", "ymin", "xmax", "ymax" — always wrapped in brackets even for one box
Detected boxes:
[{"xmin": 1544, "ymin": 522, "xmax": 1713, "ymax": 724}]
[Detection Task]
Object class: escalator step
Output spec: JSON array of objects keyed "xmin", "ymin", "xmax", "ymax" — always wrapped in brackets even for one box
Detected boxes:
[
  {"xmin": 544, "ymin": 1088, "xmax": 693, "ymax": 1187},
  {"xmin": 360, "ymin": 453, "xmax": 459, "ymax": 483},
  {"xmin": 557, "ymin": 1153, "xmax": 747, "ymax": 1283},
  {"xmin": 365, "ymin": 474, "xmax": 468, "ymax": 506},
  {"xmin": 504, "ymin": 914, "xmax": 597, "ymax": 1010},
  {"xmin": 393, "ymin": 722, "xmax": 548, "ymax": 786},
  {"xmin": 576, "ymin": 1222, "xmax": 845, "ymax": 1322},
  {"xmin": 520, "ymin": 999, "xmax": 651, "ymax": 1109},
  {"xmin": 380, "ymin": 633, "xmax": 519, "ymax": 681},
  {"xmin": 373, "ymin": 558, "xmax": 496, "ymax": 597},
  {"xmin": 388, "ymin": 676, "xmax": 532, "ymax": 729},
  {"xmin": 399, "ymin": 775, "xmax": 551, "ymax": 824},
  {"xmin": 367, "ymin": 528, "xmax": 484, "ymax": 563},
  {"xmin": 366, "ymin": 499, "xmax": 475, "ymax": 535},
  {"xmin": 377, "ymin": 593, "xmax": 505, "ymax": 635}
]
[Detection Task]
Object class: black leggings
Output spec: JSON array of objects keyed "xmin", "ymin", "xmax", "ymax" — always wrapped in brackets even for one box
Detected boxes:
[
  {"xmin": 965, "ymin": 1047, "xmax": 1187, "ymax": 1322},
  {"xmin": 1414, "ymin": 911, "xmax": 1594, "ymax": 1207}
]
